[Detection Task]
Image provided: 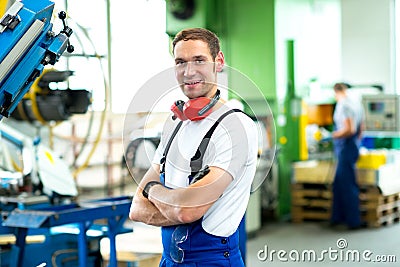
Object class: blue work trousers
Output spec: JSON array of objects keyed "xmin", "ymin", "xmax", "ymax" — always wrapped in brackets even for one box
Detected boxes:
[{"xmin": 332, "ymin": 136, "xmax": 361, "ymax": 228}]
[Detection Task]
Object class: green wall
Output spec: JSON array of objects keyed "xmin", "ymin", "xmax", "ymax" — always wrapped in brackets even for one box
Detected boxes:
[{"xmin": 224, "ymin": 0, "xmax": 276, "ymax": 103}]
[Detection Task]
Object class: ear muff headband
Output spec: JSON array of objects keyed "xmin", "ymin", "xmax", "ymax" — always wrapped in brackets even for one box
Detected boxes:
[
  {"xmin": 198, "ymin": 90, "xmax": 220, "ymax": 116},
  {"xmin": 171, "ymin": 90, "xmax": 220, "ymax": 121}
]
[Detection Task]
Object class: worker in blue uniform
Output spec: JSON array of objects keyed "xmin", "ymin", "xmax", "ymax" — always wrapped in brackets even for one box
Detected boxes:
[
  {"xmin": 129, "ymin": 28, "xmax": 259, "ymax": 266},
  {"xmin": 330, "ymin": 83, "xmax": 365, "ymax": 229}
]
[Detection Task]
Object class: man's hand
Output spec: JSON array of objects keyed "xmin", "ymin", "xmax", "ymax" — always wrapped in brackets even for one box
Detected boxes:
[
  {"xmin": 332, "ymin": 117, "xmax": 355, "ymax": 139},
  {"xmin": 129, "ymin": 164, "xmax": 180, "ymax": 226}
]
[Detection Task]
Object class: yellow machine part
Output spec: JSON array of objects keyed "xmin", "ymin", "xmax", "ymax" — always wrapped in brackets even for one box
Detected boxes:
[
  {"xmin": 356, "ymin": 150, "xmax": 387, "ymax": 170},
  {"xmin": 307, "ymin": 104, "xmax": 334, "ymax": 126},
  {"xmin": 299, "ymin": 100, "xmax": 309, "ymax": 161},
  {"xmin": 0, "ymin": 0, "xmax": 14, "ymax": 17}
]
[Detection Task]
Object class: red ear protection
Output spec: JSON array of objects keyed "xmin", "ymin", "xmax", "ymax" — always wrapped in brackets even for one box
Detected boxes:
[
  {"xmin": 171, "ymin": 90, "xmax": 220, "ymax": 121},
  {"xmin": 171, "ymin": 100, "xmax": 188, "ymax": 120}
]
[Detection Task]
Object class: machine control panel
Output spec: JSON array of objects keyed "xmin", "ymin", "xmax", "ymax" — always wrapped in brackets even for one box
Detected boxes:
[{"xmin": 362, "ymin": 94, "xmax": 400, "ymax": 132}]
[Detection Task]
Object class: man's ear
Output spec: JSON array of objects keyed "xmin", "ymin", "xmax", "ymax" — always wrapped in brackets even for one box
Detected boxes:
[{"xmin": 215, "ymin": 51, "xmax": 225, "ymax": 72}]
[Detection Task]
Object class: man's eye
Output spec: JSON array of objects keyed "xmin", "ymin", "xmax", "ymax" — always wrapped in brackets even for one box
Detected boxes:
[{"xmin": 195, "ymin": 60, "xmax": 205, "ymax": 64}]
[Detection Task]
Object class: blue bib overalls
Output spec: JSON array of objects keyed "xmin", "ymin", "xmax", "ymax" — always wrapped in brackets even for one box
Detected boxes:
[
  {"xmin": 158, "ymin": 109, "xmax": 245, "ymax": 266},
  {"xmin": 331, "ymin": 127, "xmax": 361, "ymax": 228},
  {"xmin": 159, "ymin": 222, "xmax": 243, "ymax": 266}
]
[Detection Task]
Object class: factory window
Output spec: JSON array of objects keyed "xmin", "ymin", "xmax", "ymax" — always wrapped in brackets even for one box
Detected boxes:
[
  {"xmin": 52, "ymin": 0, "xmax": 172, "ymax": 113},
  {"xmin": 109, "ymin": 0, "xmax": 173, "ymax": 113}
]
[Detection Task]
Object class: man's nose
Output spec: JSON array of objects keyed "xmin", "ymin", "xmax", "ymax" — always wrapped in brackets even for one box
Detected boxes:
[{"xmin": 184, "ymin": 62, "xmax": 195, "ymax": 76}]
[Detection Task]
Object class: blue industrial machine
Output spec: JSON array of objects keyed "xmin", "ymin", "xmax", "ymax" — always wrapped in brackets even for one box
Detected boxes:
[
  {"xmin": 0, "ymin": 0, "xmax": 74, "ymax": 120},
  {"xmin": 1, "ymin": 196, "xmax": 131, "ymax": 267},
  {"xmin": 0, "ymin": 1, "xmax": 131, "ymax": 266}
]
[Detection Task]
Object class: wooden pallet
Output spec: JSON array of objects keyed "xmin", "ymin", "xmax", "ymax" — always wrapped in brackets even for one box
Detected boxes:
[
  {"xmin": 362, "ymin": 191, "xmax": 400, "ymax": 227},
  {"xmin": 291, "ymin": 183, "xmax": 400, "ymax": 227},
  {"xmin": 291, "ymin": 183, "xmax": 331, "ymax": 223},
  {"xmin": 291, "ymin": 207, "xmax": 331, "ymax": 223},
  {"xmin": 366, "ymin": 212, "xmax": 400, "ymax": 228}
]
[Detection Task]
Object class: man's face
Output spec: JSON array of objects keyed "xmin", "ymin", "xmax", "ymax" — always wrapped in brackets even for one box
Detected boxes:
[
  {"xmin": 334, "ymin": 90, "xmax": 339, "ymax": 101},
  {"xmin": 174, "ymin": 39, "xmax": 224, "ymax": 99}
]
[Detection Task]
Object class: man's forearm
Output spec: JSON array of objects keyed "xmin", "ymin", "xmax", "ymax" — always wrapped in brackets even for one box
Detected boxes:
[
  {"xmin": 144, "ymin": 166, "xmax": 231, "ymax": 224},
  {"xmin": 129, "ymin": 195, "xmax": 180, "ymax": 226},
  {"xmin": 146, "ymin": 184, "xmax": 187, "ymax": 224},
  {"xmin": 147, "ymin": 177, "xmax": 225, "ymax": 224}
]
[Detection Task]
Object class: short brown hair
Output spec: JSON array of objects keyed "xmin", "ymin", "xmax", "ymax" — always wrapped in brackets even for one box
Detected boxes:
[
  {"xmin": 172, "ymin": 28, "xmax": 221, "ymax": 59},
  {"xmin": 333, "ymin": 83, "xmax": 348, "ymax": 92}
]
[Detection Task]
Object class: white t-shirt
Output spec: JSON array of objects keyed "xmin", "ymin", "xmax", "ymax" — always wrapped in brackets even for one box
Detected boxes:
[
  {"xmin": 334, "ymin": 96, "xmax": 364, "ymax": 132},
  {"xmin": 153, "ymin": 105, "xmax": 259, "ymax": 236}
]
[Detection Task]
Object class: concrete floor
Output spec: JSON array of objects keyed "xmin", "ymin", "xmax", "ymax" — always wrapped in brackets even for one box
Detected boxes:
[
  {"xmin": 121, "ymin": 219, "xmax": 400, "ymax": 267},
  {"xmin": 246, "ymin": 221, "xmax": 400, "ymax": 267}
]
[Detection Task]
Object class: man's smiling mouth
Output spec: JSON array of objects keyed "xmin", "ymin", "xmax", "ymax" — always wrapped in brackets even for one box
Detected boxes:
[{"xmin": 184, "ymin": 80, "xmax": 202, "ymax": 85}]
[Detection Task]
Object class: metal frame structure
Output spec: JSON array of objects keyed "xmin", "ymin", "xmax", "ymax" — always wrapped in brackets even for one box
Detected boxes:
[{"xmin": 2, "ymin": 196, "xmax": 131, "ymax": 267}]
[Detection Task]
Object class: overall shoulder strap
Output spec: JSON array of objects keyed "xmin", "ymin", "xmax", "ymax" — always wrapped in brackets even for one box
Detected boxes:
[
  {"xmin": 160, "ymin": 120, "xmax": 183, "ymax": 174},
  {"xmin": 190, "ymin": 109, "xmax": 243, "ymax": 176}
]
